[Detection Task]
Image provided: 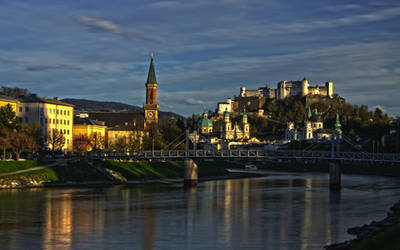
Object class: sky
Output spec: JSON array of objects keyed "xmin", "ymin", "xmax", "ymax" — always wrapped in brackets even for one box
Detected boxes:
[{"xmin": 0, "ymin": 0, "xmax": 399, "ymax": 117}]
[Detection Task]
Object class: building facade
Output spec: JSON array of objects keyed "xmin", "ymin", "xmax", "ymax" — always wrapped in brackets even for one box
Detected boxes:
[
  {"xmin": 0, "ymin": 95, "xmax": 19, "ymax": 113},
  {"xmin": 221, "ymin": 110, "xmax": 250, "ymax": 140},
  {"xmin": 18, "ymin": 95, "xmax": 74, "ymax": 150}
]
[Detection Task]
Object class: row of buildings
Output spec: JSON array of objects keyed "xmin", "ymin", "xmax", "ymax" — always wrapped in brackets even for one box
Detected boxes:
[{"xmin": 0, "ymin": 55, "xmax": 160, "ymax": 152}]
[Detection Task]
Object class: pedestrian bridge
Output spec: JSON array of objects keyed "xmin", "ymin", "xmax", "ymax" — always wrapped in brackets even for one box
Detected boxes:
[{"xmin": 89, "ymin": 150, "xmax": 400, "ymax": 164}]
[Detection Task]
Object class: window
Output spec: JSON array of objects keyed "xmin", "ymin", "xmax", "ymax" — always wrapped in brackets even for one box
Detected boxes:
[
  {"xmin": 67, "ymin": 120, "xmax": 69, "ymax": 125},
  {"xmin": 115, "ymin": 134, "xmax": 118, "ymax": 139},
  {"xmin": 67, "ymin": 111, "xmax": 70, "ymax": 116},
  {"xmin": 19, "ymin": 107, "xmax": 22, "ymax": 112},
  {"xmin": 48, "ymin": 108, "xmax": 51, "ymax": 114},
  {"xmin": 57, "ymin": 110, "xmax": 59, "ymax": 115},
  {"xmin": 25, "ymin": 107, "xmax": 29, "ymax": 112},
  {"xmin": 56, "ymin": 119, "xmax": 58, "ymax": 124},
  {"xmin": 64, "ymin": 120, "xmax": 66, "ymax": 125},
  {"xmin": 25, "ymin": 117, "xmax": 28, "ymax": 122},
  {"xmin": 64, "ymin": 110, "xmax": 66, "ymax": 115},
  {"xmin": 64, "ymin": 129, "xmax": 66, "ymax": 134},
  {"xmin": 53, "ymin": 119, "xmax": 55, "ymax": 124},
  {"xmin": 40, "ymin": 118, "xmax": 43, "ymax": 125},
  {"xmin": 45, "ymin": 118, "xmax": 48, "ymax": 124},
  {"xmin": 67, "ymin": 130, "xmax": 69, "ymax": 135}
]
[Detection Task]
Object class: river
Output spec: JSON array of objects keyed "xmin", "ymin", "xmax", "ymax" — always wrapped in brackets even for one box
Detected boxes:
[{"xmin": 0, "ymin": 170, "xmax": 400, "ymax": 250}]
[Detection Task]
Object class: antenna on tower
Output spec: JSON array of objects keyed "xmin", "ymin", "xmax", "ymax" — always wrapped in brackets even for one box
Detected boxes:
[{"xmin": 151, "ymin": 52, "xmax": 154, "ymax": 59}]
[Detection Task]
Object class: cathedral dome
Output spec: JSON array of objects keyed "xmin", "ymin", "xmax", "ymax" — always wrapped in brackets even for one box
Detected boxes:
[{"xmin": 198, "ymin": 112, "xmax": 213, "ymax": 128}]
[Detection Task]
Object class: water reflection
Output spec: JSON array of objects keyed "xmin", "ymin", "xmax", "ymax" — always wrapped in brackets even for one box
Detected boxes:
[{"xmin": 0, "ymin": 172, "xmax": 399, "ymax": 250}]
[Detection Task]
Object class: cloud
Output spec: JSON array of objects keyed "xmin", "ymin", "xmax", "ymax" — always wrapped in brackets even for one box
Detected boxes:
[
  {"xmin": 183, "ymin": 98, "xmax": 205, "ymax": 105},
  {"xmin": 25, "ymin": 64, "xmax": 82, "ymax": 72},
  {"xmin": 72, "ymin": 15, "xmax": 152, "ymax": 40}
]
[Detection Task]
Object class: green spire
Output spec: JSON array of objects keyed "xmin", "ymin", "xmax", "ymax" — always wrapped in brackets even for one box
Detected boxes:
[
  {"xmin": 243, "ymin": 108, "xmax": 247, "ymax": 119},
  {"xmin": 146, "ymin": 54, "xmax": 157, "ymax": 84},
  {"xmin": 307, "ymin": 106, "xmax": 312, "ymax": 120},
  {"xmin": 224, "ymin": 109, "xmax": 230, "ymax": 118},
  {"xmin": 313, "ymin": 108, "xmax": 318, "ymax": 115},
  {"xmin": 335, "ymin": 113, "xmax": 342, "ymax": 132}
]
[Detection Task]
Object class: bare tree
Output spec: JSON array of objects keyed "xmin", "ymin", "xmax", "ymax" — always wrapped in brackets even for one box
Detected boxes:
[
  {"xmin": 73, "ymin": 134, "xmax": 93, "ymax": 152},
  {"xmin": 47, "ymin": 129, "xmax": 65, "ymax": 154},
  {"xmin": 9, "ymin": 131, "xmax": 38, "ymax": 160},
  {"xmin": 0, "ymin": 128, "xmax": 11, "ymax": 159}
]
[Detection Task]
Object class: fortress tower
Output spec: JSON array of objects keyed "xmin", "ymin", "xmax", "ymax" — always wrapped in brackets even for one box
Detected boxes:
[{"xmin": 143, "ymin": 54, "xmax": 159, "ymax": 126}]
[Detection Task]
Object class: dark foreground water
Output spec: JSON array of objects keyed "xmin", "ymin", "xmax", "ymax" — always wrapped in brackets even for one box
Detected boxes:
[{"xmin": 1, "ymin": 171, "xmax": 400, "ymax": 250}]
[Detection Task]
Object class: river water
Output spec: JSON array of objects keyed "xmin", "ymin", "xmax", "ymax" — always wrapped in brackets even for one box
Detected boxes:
[{"xmin": 1, "ymin": 171, "xmax": 400, "ymax": 250}]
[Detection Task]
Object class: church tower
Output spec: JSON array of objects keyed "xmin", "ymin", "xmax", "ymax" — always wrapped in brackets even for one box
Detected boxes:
[{"xmin": 143, "ymin": 54, "xmax": 159, "ymax": 125}]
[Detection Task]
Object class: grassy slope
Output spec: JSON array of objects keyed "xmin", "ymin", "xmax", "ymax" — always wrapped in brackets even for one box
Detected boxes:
[
  {"xmin": 0, "ymin": 161, "xmax": 108, "ymax": 185},
  {"xmin": 0, "ymin": 160, "xmax": 232, "ymax": 186},
  {"xmin": 0, "ymin": 160, "xmax": 40, "ymax": 173},
  {"xmin": 351, "ymin": 224, "xmax": 400, "ymax": 250},
  {"xmin": 103, "ymin": 160, "xmax": 229, "ymax": 181}
]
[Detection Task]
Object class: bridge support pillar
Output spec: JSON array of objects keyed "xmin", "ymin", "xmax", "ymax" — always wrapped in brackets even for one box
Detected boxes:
[
  {"xmin": 329, "ymin": 162, "xmax": 341, "ymax": 190},
  {"xmin": 184, "ymin": 158, "xmax": 198, "ymax": 187}
]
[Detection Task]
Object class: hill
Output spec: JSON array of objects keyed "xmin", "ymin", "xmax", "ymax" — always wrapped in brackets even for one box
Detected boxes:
[{"xmin": 61, "ymin": 98, "xmax": 182, "ymax": 119}]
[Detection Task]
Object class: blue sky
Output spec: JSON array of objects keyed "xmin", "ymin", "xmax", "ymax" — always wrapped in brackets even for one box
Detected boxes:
[{"xmin": 0, "ymin": 0, "xmax": 399, "ymax": 116}]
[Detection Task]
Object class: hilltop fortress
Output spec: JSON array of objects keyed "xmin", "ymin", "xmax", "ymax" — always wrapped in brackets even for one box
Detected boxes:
[{"xmin": 218, "ymin": 78, "xmax": 341, "ymax": 116}]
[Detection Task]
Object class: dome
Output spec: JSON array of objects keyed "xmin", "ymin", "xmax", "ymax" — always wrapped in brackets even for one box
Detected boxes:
[{"xmin": 198, "ymin": 113, "xmax": 213, "ymax": 128}]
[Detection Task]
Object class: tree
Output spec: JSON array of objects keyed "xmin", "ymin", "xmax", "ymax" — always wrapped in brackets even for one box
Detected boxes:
[
  {"xmin": 0, "ymin": 104, "xmax": 20, "ymax": 130},
  {"xmin": 73, "ymin": 134, "xmax": 93, "ymax": 152},
  {"xmin": 9, "ymin": 131, "xmax": 37, "ymax": 160},
  {"xmin": 0, "ymin": 128, "xmax": 11, "ymax": 159},
  {"xmin": 47, "ymin": 129, "xmax": 65, "ymax": 153}
]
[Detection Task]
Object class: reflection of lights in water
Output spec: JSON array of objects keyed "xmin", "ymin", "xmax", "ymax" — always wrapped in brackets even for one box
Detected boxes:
[
  {"xmin": 43, "ymin": 192, "xmax": 72, "ymax": 250},
  {"xmin": 223, "ymin": 180, "xmax": 232, "ymax": 245},
  {"xmin": 301, "ymin": 179, "xmax": 312, "ymax": 250}
]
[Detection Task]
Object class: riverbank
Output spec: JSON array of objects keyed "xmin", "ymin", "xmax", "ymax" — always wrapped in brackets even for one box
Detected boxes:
[
  {"xmin": 0, "ymin": 160, "xmax": 249, "ymax": 189},
  {"xmin": 257, "ymin": 161, "xmax": 400, "ymax": 177},
  {"xmin": 325, "ymin": 200, "xmax": 400, "ymax": 250}
]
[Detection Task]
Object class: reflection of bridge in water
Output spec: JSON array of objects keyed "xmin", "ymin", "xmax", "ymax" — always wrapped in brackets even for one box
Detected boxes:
[{"xmin": 89, "ymin": 150, "xmax": 400, "ymax": 164}]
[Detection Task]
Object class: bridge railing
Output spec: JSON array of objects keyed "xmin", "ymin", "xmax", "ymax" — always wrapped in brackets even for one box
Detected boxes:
[{"xmin": 88, "ymin": 149, "xmax": 400, "ymax": 163}]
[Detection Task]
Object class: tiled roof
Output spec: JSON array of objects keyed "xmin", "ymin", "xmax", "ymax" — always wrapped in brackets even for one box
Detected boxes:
[
  {"xmin": 19, "ymin": 94, "xmax": 74, "ymax": 107},
  {"xmin": 74, "ymin": 117, "xmax": 106, "ymax": 126},
  {"xmin": 0, "ymin": 94, "xmax": 19, "ymax": 103},
  {"xmin": 88, "ymin": 112, "xmax": 145, "ymax": 130}
]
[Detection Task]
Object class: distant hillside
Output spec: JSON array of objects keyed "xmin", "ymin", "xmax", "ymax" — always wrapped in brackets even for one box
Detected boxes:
[{"xmin": 61, "ymin": 98, "xmax": 183, "ymax": 119}]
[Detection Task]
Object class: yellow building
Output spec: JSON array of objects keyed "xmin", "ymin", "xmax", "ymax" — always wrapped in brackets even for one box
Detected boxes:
[
  {"xmin": 0, "ymin": 94, "xmax": 19, "ymax": 113},
  {"xmin": 107, "ymin": 128, "xmax": 146, "ymax": 147},
  {"xmin": 73, "ymin": 117, "xmax": 107, "ymax": 151},
  {"xmin": 18, "ymin": 94, "xmax": 74, "ymax": 151}
]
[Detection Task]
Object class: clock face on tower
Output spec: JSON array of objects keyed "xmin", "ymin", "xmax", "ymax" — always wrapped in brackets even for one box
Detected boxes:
[{"xmin": 147, "ymin": 111, "xmax": 154, "ymax": 118}]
